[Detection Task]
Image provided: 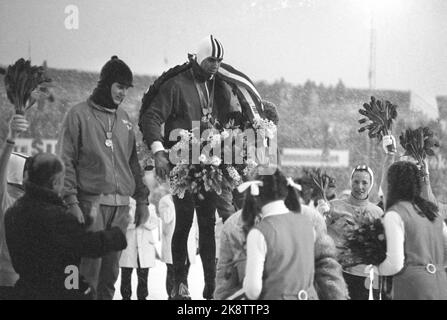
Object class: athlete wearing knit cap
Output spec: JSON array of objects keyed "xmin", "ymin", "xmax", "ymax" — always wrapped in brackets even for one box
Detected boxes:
[{"xmin": 90, "ymin": 55, "xmax": 133, "ymax": 109}]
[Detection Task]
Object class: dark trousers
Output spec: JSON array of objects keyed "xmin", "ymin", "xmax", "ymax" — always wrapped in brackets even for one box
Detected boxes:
[
  {"xmin": 343, "ymin": 272, "xmax": 380, "ymax": 300},
  {"xmin": 79, "ymin": 204, "xmax": 130, "ymax": 300},
  {"xmin": 120, "ymin": 258, "xmax": 149, "ymax": 300},
  {"xmin": 171, "ymin": 186, "xmax": 235, "ymax": 298}
]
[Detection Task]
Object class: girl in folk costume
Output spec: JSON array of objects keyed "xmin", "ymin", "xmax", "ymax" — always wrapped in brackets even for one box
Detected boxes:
[
  {"xmin": 242, "ymin": 168, "xmax": 319, "ymax": 300},
  {"xmin": 144, "ymin": 169, "xmax": 198, "ymax": 300},
  {"xmin": 319, "ymin": 165, "xmax": 383, "ymax": 300},
  {"xmin": 215, "ymin": 176, "xmax": 348, "ymax": 300},
  {"xmin": 376, "ymin": 161, "xmax": 447, "ymax": 299},
  {"xmin": 119, "ymin": 199, "xmax": 159, "ymax": 300}
]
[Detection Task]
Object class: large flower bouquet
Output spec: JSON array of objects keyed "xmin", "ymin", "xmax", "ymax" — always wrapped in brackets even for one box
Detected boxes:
[
  {"xmin": 3, "ymin": 58, "xmax": 52, "ymax": 115},
  {"xmin": 358, "ymin": 96, "xmax": 398, "ymax": 151},
  {"xmin": 338, "ymin": 214, "xmax": 387, "ymax": 268},
  {"xmin": 169, "ymin": 118, "xmax": 276, "ymax": 200},
  {"xmin": 399, "ymin": 126, "xmax": 439, "ymax": 164}
]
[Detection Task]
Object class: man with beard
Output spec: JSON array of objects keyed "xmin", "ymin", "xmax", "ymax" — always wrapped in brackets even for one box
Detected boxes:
[
  {"xmin": 139, "ymin": 35, "xmax": 265, "ymax": 299},
  {"xmin": 57, "ymin": 56, "xmax": 149, "ymax": 300}
]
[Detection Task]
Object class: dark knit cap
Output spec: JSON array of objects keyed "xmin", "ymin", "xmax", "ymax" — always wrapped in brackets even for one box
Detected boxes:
[{"xmin": 99, "ymin": 55, "xmax": 133, "ymax": 87}]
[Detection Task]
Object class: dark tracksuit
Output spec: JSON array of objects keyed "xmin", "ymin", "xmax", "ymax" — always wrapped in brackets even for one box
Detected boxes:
[{"xmin": 140, "ymin": 66, "xmax": 236, "ymax": 298}]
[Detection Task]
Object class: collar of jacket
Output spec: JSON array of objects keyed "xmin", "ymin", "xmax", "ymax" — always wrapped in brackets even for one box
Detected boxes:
[
  {"xmin": 88, "ymin": 98, "xmax": 117, "ymax": 114},
  {"xmin": 24, "ymin": 181, "xmax": 65, "ymax": 207}
]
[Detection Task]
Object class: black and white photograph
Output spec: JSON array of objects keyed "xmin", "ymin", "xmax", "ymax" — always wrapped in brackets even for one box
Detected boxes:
[{"xmin": 1, "ymin": 0, "xmax": 447, "ymax": 304}]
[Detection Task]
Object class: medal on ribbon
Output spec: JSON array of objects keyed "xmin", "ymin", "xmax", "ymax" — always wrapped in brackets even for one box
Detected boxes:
[{"xmin": 105, "ymin": 131, "xmax": 113, "ymax": 148}]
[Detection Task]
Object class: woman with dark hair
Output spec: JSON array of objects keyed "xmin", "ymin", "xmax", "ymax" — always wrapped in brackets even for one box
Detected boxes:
[
  {"xmin": 241, "ymin": 168, "xmax": 318, "ymax": 300},
  {"xmin": 377, "ymin": 161, "xmax": 447, "ymax": 300},
  {"xmin": 215, "ymin": 171, "xmax": 348, "ymax": 300}
]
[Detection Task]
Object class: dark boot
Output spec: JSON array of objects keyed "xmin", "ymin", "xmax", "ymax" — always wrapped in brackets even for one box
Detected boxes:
[
  {"xmin": 202, "ymin": 258, "xmax": 216, "ymax": 300},
  {"xmin": 170, "ymin": 283, "xmax": 191, "ymax": 300}
]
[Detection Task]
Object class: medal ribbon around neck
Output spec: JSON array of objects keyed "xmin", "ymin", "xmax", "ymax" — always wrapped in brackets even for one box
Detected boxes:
[{"xmin": 91, "ymin": 108, "xmax": 117, "ymax": 149}]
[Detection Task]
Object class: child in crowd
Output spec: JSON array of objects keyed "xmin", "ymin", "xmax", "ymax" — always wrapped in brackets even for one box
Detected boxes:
[
  {"xmin": 119, "ymin": 199, "xmax": 159, "ymax": 300},
  {"xmin": 144, "ymin": 168, "xmax": 198, "ymax": 299},
  {"xmin": 242, "ymin": 168, "xmax": 319, "ymax": 300}
]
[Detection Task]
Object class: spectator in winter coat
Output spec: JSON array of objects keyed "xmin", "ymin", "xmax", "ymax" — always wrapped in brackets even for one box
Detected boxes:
[{"xmin": 5, "ymin": 153, "xmax": 128, "ymax": 300}]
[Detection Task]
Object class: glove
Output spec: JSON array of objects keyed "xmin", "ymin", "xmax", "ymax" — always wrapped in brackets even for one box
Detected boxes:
[
  {"xmin": 382, "ymin": 135, "xmax": 396, "ymax": 154},
  {"xmin": 154, "ymin": 150, "xmax": 170, "ymax": 180},
  {"xmin": 67, "ymin": 203, "xmax": 85, "ymax": 224},
  {"xmin": 134, "ymin": 203, "xmax": 150, "ymax": 227},
  {"xmin": 316, "ymin": 199, "xmax": 330, "ymax": 215}
]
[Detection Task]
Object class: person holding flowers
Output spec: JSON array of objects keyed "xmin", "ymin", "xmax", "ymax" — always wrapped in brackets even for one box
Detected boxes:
[
  {"xmin": 319, "ymin": 164, "xmax": 383, "ymax": 300},
  {"xmin": 376, "ymin": 160, "xmax": 447, "ymax": 299},
  {"xmin": 139, "ymin": 35, "xmax": 267, "ymax": 300},
  {"xmin": 0, "ymin": 115, "xmax": 29, "ymax": 299}
]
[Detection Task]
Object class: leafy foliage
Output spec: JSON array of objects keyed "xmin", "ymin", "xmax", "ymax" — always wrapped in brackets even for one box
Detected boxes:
[
  {"xmin": 358, "ymin": 96, "xmax": 398, "ymax": 141},
  {"xmin": 4, "ymin": 58, "xmax": 52, "ymax": 115},
  {"xmin": 339, "ymin": 215, "xmax": 387, "ymax": 267},
  {"xmin": 399, "ymin": 126, "xmax": 440, "ymax": 163}
]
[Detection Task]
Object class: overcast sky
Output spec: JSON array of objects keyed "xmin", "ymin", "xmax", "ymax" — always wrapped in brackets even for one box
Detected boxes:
[{"xmin": 1, "ymin": 0, "xmax": 447, "ymax": 118}]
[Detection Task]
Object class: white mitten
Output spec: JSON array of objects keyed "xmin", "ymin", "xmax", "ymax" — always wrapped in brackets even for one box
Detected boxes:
[{"xmin": 382, "ymin": 135, "xmax": 396, "ymax": 154}]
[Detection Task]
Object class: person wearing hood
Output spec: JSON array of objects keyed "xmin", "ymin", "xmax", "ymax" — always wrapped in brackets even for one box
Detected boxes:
[
  {"xmin": 0, "ymin": 115, "xmax": 29, "ymax": 299},
  {"xmin": 139, "ymin": 35, "xmax": 239, "ymax": 300},
  {"xmin": 318, "ymin": 164, "xmax": 383, "ymax": 300},
  {"xmin": 57, "ymin": 56, "xmax": 149, "ymax": 300}
]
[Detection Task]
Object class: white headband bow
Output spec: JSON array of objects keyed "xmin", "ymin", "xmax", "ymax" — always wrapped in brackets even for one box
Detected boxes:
[
  {"xmin": 286, "ymin": 177, "xmax": 302, "ymax": 191},
  {"xmin": 237, "ymin": 180, "xmax": 263, "ymax": 196}
]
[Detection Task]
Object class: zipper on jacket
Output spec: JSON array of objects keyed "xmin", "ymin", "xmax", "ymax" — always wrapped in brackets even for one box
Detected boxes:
[{"xmin": 108, "ymin": 115, "xmax": 120, "ymax": 204}]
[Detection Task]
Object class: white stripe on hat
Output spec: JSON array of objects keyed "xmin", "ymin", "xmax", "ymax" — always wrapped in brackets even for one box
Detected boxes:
[{"xmin": 196, "ymin": 35, "xmax": 224, "ymax": 65}]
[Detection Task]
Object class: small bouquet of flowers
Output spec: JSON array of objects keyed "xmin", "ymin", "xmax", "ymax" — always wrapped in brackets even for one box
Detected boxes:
[
  {"xmin": 358, "ymin": 96, "xmax": 398, "ymax": 151},
  {"xmin": 338, "ymin": 214, "xmax": 387, "ymax": 268},
  {"xmin": 303, "ymin": 168, "xmax": 335, "ymax": 202},
  {"xmin": 3, "ymin": 58, "xmax": 52, "ymax": 115},
  {"xmin": 399, "ymin": 126, "xmax": 439, "ymax": 164}
]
